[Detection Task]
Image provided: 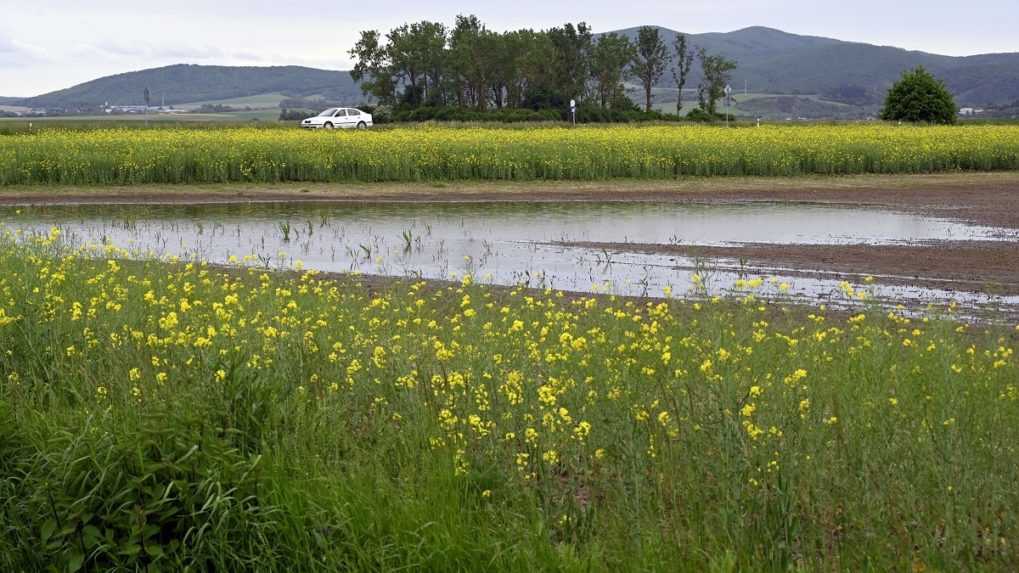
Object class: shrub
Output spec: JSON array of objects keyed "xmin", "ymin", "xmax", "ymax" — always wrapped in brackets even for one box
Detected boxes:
[
  {"xmin": 881, "ymin": 67, "xmax": 958, "ymax": 125},
  {"xmin": 278, "ymin": 108, "xmax": 315, "ymax": 122}
]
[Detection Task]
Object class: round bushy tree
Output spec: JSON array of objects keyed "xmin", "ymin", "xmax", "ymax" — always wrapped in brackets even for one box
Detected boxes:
[{"xmin": 881, "ymin": 67, "xmax": 958, "ymax": 124}]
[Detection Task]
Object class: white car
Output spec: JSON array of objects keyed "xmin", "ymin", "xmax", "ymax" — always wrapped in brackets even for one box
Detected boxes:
[{"xmin": 301, "ymin": 107, "xmax": 373, "ymax": 129}]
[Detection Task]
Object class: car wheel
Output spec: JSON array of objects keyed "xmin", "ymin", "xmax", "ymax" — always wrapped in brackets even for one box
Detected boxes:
[
  {"xmin": 324, "ymin": 122, "xmax": 334, "ymax": 129},
  {"xmin": 357, "ymin": 122, "xmax": 367, "ymax": 129}
]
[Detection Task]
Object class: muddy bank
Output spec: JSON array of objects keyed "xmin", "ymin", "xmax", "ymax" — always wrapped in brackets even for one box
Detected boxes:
[
  {"xmin": 555, "ymin": 240, "xmax": 1019, "ymax": 296},
  {"xmin": 3, "ymin": 172, "xmax": 1019, "ymax": 229}
]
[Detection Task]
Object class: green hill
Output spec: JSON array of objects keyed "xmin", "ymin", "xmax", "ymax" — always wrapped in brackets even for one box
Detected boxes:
[
  {"xmin": 12, "ymin": 64, "xmax": 363, "ymax": 109},
  {"xmin": 612, "ymin": 26, "xmax": 1019, "ymax": 107}
]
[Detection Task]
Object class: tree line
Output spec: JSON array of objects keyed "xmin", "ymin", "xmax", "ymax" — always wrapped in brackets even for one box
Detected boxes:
[{"xmin": 348, "ymin": 16, "xmax": 737, "ymax": 117}]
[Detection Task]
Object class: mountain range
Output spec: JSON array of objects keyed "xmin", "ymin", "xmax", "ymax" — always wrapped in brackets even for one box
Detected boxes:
[
  {"xmin": 4, "ymin": 26, "xmax": 1018, "ymax": 116},
  {"xmin": 612, "ymin": 26, "xmax": 1019, "ymax": 107}
]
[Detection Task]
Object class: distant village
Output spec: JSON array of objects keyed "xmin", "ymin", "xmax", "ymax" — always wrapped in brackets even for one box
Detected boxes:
[
  {"xmin": 100, "ymin": 103, "xmax": 188, "ymax": 115},
  {"xmin": 0, "ymin": 102, "xmax": 256, "ymax": 118}
]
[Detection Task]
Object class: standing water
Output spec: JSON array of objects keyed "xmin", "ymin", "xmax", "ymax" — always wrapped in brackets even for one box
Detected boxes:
[{"xmin": 1, "ymin": 201, "xmax": 1016, "ymax": 315}]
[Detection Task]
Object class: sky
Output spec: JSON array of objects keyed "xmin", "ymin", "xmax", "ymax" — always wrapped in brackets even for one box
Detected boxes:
[{"xmin": 1, "ymin": 0, "xmax": 1017, "ymax": 97}]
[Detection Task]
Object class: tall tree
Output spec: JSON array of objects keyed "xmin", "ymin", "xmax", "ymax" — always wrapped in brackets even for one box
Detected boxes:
[
  {"xmin": 516, "ymin": 30, "xmax": 559, "ymax": 109},
  {"xmin": 484, "ymin": 33, "xmax": 516, "ymax": 109},
  {"xmin": 415, "ymin": 21, "xmax": 449, "ymax": 106},
  {"xmin": 697, "ymin": 48, "xmax": 737, "ymax": 115},
  {"xmin": 143, "ymin": 87, "xmax": 150, "ymax": 109},
  {"xmin": 349, "ymin": 30, "xmax": 398, "ymax": 105},
  {"xmin": 501, "ymin": 29, "xmax": 547, "ymax": 108},
  {"xmin": 547, "ymin": 23, "xmax": 594, "ymax": 104},
  {"xmin": 448, "ymin": 15, "xmax": 490, "ymax": 110},
  {"xmin": 672, "ymin": 34, "xmax": 694, "ymax": 113},
  {"xmin": 591, "ymin": 33, "xmax": 634, "ymax": 109},
  {"xmin": 386, "ymin": 25, "xmax": 423, "ymax": 105},
  {"xmin": 631, "ymin": 27, "xmax": 670, "ymax": 112},
  {"xmin": 387, "ymin": 21, "xmax": 447, "ymax": 106}
]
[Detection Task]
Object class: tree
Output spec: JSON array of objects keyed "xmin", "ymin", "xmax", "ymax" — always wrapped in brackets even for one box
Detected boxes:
[
  {"xmin": 672, "ymin": 34, "xmax": 694, "ymax": 113},
  {"xmin": 697, "ymin": 48, "xmax": 737, "ymax": 115},
  {"xmin": 631, "ymin": 27, "xmax": 670, "ymax": 112},
  {"xmin": 349, "ymin": 30, "xmax": 398, "ymax": 105},
  {"xmin": 387, "ymin": 21, "xmax": 447, "ymax": 106},
  {"xmin": 448, "ymin": 15, "xmax": 491, "ymax": 110},
  {"xmin": 516, "ymin": 31, "xmax": 560, "ymax": 109},
  {"xmin": 502, "ymin": 29, "xmax": 550, "ymax": 108},
  {"xmin": 143, "ymin": 87, "xmax": 150, "ymax": 109},
  {"xmin": 880, "ymin": 67, "xmax": 957, "ymax": 124},
  {"xmin": 548, "ymin": 23, "xmax": 594, "ymax": 104},
  {"xmin": 591, "ymin": 33, "xmax": 634, "ymax": 109}
]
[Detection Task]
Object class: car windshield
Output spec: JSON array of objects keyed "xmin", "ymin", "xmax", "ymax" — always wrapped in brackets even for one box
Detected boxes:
[{"xmin": 317, "ymin": 108, "xmax": 338, "ymax": 117}]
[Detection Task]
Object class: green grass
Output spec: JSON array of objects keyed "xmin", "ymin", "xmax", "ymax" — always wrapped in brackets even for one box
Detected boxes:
[
  {"xmin": 3, "ymin": 123, "xmax": 1019, "ymax": 186},
  {"xmin": 1, "ymin": 234, "xmax": 1018, "ymax": 570},
  {"xmin": 0, "ymin": 111, "xmax": 283, "ymax": 133},
  {"xmin": 178, "ymin": 92, "xmax": 294, "ymax": 110}
]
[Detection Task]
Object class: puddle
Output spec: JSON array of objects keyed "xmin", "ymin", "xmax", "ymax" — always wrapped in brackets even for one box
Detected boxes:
[{"xmin": 2, "ymin": 202, "xmax": 1017, "ymax": 317}]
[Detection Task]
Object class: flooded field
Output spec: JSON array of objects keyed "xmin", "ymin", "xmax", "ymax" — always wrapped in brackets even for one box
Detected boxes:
[{"xmin": 3, "ymin": 201, "xmax": 1018, "ymax": 316}]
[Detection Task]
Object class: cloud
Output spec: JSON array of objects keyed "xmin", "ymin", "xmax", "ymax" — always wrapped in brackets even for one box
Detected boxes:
[
  {"xmin": 0, "ymin": 34, "xmax": 48, "ymax": 64},
  {"xmin": 76, "ymin": 39, "xmax": 287, "ymax": 65},
  {"xmin": 81, "ymin": 39, "xmax": 225, "ymax": 60}
]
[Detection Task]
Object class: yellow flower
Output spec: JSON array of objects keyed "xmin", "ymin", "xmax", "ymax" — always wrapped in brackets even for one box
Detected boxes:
[
  {"xmin": 573, "ymin": 421, "xmax": 592, "ymax": 440},
  {"xmin": 0, "ymin": 308, "xmax": 19, "ymax": 327},
  {"xmin": 524, "ymin": 428, "xmax": 539, "ymax": 444}
]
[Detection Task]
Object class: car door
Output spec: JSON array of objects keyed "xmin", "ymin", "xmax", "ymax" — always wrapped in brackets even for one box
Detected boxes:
[
  {"xmin": 345, "ymin": 109, "xmax": 361, "ymax": 128},
  {"xmin": 342, "ymin": 108, "xmax": 359, "ymax": 128},
  {"xmin": 331, "ymin": 108, "xmax": 347, "ymax": 127}
]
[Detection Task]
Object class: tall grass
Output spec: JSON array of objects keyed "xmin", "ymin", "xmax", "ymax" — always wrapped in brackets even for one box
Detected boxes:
[
  {"xmin": 1, "ymin": 234, "xmax": 1018, "ymax": 570},
  {"xmin": 2, "ymin": 124, "xmax": 1019, "ymax": 185}
]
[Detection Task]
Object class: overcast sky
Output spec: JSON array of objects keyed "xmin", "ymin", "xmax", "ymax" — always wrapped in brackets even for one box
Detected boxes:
[{"xmin": 2, "ymin": 0, "xmax": 1017, "ymax": 97}]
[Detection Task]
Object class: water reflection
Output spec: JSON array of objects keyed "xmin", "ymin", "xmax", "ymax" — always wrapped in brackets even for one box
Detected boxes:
[{"xmin": 2, "ymin": 201, "xmax": 1016, "ymax": 315}]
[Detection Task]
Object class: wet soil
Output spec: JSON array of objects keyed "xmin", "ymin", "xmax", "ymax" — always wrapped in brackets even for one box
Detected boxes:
[
  {"xmin": 554, "ymin": 241, "xmax": 1019, "ymax": 296},
  {"xmin": 3, "ymin": 172, "xmax": 1019, "ymax": 229}
]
